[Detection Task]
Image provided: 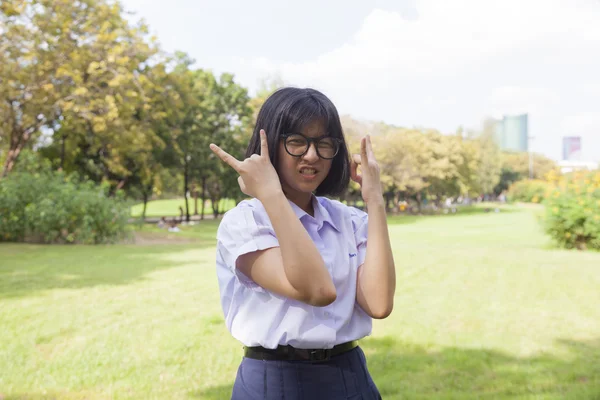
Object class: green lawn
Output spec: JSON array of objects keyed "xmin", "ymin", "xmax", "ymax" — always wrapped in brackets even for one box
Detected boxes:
[
  {"xmin": 130, "ymin": 198, "xmax": 237, "ymax": 218},
  {"xmin": 1, "ymin": 205, "xmax": 600, "ymax": 399}
]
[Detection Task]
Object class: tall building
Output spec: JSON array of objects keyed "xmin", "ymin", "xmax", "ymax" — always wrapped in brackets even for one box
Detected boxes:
[
  {"xmin": 503, "ymin": 114, "xmax": 529, "ymax": 152},
  {"xmin": 562, "ymin": 136, "xmax": 582, "ymax": 161},
  {"xmin": 491, "ymin": 114, "xmax": 529, "ymax": 152}
]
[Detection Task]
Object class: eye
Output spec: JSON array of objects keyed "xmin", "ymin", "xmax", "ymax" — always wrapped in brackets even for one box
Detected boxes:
[{"xmin": 318, "ymin": 139, "xmax": 335, "ymax": 149}]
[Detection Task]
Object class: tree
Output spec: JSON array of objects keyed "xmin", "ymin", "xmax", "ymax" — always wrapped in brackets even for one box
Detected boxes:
[
  {"xmin": 0, "ymin": 0, "xmax": 159, "ymax": 178},
  {"xmin": 200, "ymin": 72, "xmax": 251, "ymax": 218}
]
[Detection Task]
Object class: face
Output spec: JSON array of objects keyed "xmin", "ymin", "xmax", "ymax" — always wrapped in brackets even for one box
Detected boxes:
[{"xmin": 277, "ymin": 119, "xmax": 333, "ymax": 202}]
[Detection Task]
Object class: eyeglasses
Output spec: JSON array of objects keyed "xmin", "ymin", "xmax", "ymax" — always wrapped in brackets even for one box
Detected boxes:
[{"xmin": 281, "ymin": 133, "xmax": 342, "ymax": 160}]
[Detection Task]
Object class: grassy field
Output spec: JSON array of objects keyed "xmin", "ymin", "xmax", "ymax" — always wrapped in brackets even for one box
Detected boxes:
[
  {"xmin": 1, "ymin": 205, "xmax": 600, "ymax": 399},
  {"xmin": 130, "ymin": 198, "xmax": 237, "ymax": 218}
]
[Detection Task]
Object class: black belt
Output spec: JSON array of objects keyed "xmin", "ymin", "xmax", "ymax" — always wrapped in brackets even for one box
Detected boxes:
[{"xmin": 244, "ymin": 340, "xmax": 358, "ymax": 363}]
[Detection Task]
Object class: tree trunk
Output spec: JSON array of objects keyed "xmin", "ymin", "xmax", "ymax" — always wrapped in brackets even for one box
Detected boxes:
[
  {"xmin": 2, "ymin": 127, "xmax": 33, "ymax": 176},
  {"xmin": 211, "ymin": 195, "xmax": 220, "ymax": 218},
  {"xmin": 193, "ymin": 184, "xmax": 198, "ymax": 215},
  {"xmin": 2, "ymin": 108, "xmax": 37, "ymax": 177},
  {"xmin": 142, "ymin": 191, "xmax": 149, "ymax": 221},
  {"xmin": 200, "ymin": 176, "xmax": 207, "ymax": 220},
  {"xmin": 115, "ymin": 179, "xmax": 127, "ymax": 191},
  {"xmin": 183, "ymin": 159, "xmax": 190, "ymax": 222},
  {"xmin": 416, "ymin": 192, "xmax": 423, "ymax": 214},
  {"xmin": 385, "ymin": 191, "xmax": 393, "ymax": 212},
  {"xmin": 1, "ymin": 148, "xmax": 21, "ymax": 177}
]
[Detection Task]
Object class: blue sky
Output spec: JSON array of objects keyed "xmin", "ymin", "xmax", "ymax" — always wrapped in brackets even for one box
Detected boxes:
[{"xmin": 121, "ymin": 0, "xmax": 600, "ymax": 163}]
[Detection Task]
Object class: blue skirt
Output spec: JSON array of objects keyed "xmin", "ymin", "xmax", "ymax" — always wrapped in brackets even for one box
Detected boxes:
[{"xmin": 231, "ymin": 346, "xmax": 382, "ymax": 399}]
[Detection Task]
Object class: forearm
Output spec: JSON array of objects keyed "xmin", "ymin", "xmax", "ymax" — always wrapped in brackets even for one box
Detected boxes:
[
  {"xmin": 359, "ymin": 199, "xmax": 396, "ymax": 317},
  {"xmin": 261, "ymin": 191, "xmax": 336, "ymax": 304}
]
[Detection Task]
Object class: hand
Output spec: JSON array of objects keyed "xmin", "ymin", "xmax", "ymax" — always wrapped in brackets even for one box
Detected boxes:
[
  {"xmin": 351, "ymin": 135, "xmax": 383, "ymax": 206},
  {"xmin": 210, "ymin": 129, "xmax": 282, "ymax": 201}
]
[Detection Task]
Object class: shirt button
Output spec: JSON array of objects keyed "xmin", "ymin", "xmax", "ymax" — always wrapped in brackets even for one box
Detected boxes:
[{"xmin": 324, "ymin": 312, "xmax": 331, "ymax": 318}]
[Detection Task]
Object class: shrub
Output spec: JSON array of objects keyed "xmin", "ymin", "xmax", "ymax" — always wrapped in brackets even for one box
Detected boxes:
[
  {"xmin": 0, "ymin": 171, "xmax": 131, "ymax": 244},
  {"xmin": 542, "ymin": 171, "xmax": 600, "ymax": 250},
  {"xmin": 507, "ymin": 179, "xmax": 552, "ymax": 203}
]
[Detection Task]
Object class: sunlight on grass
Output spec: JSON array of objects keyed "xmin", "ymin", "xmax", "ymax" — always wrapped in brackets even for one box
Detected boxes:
[
  {"xmin": 130, "ymin": 198, "xmax": 237, "ymax": 218},
  {"xmin": 1, "ymin": 206, "xmax": 599, "ymax": 399}
]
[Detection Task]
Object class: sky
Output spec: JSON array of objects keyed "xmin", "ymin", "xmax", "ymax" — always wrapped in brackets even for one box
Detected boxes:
[{"xmin": 121, "ymin": 0, "xmax": 600, "ymax": 163}]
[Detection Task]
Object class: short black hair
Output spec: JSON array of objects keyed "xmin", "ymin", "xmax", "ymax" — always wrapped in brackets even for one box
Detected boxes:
[{"xmin": 246, "ymin": 87, "xmax": 350, "ymax": 197}]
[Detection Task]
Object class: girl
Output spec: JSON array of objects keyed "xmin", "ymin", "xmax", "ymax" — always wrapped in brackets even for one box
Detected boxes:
[{"xmin": 210, "ymin": 87, "xmax": 396, "ymax": 399}]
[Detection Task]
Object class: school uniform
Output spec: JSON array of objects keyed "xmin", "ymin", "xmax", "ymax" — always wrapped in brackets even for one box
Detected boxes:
[{"xmin": 216, "ymin": 195, "xmax": 382, "ymax": 399}]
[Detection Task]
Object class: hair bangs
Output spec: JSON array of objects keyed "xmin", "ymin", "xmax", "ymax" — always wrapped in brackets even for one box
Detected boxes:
[{"xmin": 284, "ymin": 94, "xmax": 337, "ymax": 137}]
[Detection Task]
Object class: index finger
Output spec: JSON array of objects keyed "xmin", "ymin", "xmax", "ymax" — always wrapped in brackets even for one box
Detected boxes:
[
  {"xmin": 360, "ymin": 136, "xmax": 368, "ymax": 161},
  {"xmin": 210, "ymin": 143, "xmax": 242, "ymax": 171},
  {"xmin": 259, "ymin": 129, "xmax": 269, "ymax": 160},
  {"xmin": 365, "ymin": 135, "xmax": 375, "ymax": 159}
]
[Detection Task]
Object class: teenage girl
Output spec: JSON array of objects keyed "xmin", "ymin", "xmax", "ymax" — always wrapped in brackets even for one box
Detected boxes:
[{"xmin": 210, "ymin": 87, "xmax": 396, "ymax": 399}]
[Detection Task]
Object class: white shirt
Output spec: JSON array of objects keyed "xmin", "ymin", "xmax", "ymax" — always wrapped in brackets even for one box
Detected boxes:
[{"xmin": 215, "ymin": 195, "xmax": 372, "ymax": 349}]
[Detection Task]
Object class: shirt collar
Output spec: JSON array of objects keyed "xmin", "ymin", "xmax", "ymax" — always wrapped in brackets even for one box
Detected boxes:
[{"xmin": 287, "ymin": 196, "xmax": 340, "ymax": 232}]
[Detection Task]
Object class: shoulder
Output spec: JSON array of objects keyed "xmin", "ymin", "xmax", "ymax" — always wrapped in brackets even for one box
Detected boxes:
[
  {"xmin": 316, "ymin": 197, "xmax": 368, "ymax": 229},
  {"xmin": 218, "ymin": 198, "xmax": 272, "ymax": 236},
  {"xmin": 220, "ymin": 198, "xmax": 263, "ymax": 220}
]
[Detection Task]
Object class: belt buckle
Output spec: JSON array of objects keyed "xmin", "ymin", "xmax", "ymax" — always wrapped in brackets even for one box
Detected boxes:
[{"xmin": 309, "ymin": 348, "xmax": 331, "ymax": 362}]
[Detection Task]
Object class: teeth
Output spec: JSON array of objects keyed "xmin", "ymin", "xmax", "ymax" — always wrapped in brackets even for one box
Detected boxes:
[{"xmin": 300, "ymin": 168, "xmax": 316, "ymax": 175}]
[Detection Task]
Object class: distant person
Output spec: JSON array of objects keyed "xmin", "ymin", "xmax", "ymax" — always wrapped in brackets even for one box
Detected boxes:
[
  {"xmin": 168, "ymin": 219, "xmax": 180, "ymax": 233},
  {"xmin": 157, "ymin": 217, "xmax": 167, "ymax": 229},
  {"xmin": 210, "ymin": 87, "xmax": 395, "ymax": 399}
]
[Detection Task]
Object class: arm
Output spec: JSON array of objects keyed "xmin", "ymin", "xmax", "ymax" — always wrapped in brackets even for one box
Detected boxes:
[
  {"xmin": 351, "ymin": 135, "xmax": 396, "ymax": 319},
  {"xmin": 356, "ymin": 199, "xmax": 396, "ymax": 319},
  {"xmin": 237, "ymin": 191, "xmax": 337, "ymax": 307}
]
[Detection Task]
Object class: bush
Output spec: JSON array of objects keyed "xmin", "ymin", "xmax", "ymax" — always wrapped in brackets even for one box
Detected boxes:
[
  {"xmin": 0, "ymin": 171, "xmax": 131, "ymax": 244},
  {"xmin": 507, "ymin": 179, "xmax": 552, "ymax": 203},
  {"xmin": 542, "ymin": 171, "xmax": 600, "ymax": 250}
]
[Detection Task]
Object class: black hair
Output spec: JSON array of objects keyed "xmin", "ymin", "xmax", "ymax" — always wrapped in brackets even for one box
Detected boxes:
[{"xmin": 246, "ymin": 87, "xmax": 350, "ymax": 196}]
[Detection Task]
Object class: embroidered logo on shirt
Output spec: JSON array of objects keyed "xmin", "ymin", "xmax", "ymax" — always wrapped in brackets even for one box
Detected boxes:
[{"xmin": 349, "ymin": 253, "xmax": 357, "ymax": 258}]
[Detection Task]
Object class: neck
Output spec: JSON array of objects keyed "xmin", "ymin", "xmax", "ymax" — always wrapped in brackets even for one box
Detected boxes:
[{"xmin": 283, "ymin": 188, "xmax": 314, "ymax": 216}]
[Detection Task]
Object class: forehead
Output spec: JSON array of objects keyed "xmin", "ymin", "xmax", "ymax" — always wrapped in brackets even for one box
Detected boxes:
[{"xmin": 297, "ymin": 119, "xmax": 327, "ymax": 137}]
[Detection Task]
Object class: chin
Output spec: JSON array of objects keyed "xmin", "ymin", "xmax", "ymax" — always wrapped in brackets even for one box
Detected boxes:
[{"xmin": 290, "ymin": 180, "xmax": 322, "ymax": 195}]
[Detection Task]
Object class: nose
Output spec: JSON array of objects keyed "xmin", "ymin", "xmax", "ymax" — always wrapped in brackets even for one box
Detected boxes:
[{"xmin": 302, "ymin": 143, "xmax": 319, "ymax": 162}]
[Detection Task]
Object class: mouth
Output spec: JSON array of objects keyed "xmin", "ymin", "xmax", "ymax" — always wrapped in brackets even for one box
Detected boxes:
[{"xmin": 299, "ymin": 167, "xmax": 318, "ymax": 179}]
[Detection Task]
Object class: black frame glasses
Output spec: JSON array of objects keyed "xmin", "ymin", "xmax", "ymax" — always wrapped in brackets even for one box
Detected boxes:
[{"xmin": 281, "ymin": 133, "xmax": 342, "ymax": 160}]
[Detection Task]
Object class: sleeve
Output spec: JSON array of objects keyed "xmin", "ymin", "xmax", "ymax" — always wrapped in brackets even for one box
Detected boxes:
[
  {"xmin": 216, "ymin": 204, "xmax": 280, "ymax": 290},
  {"xmin": 349, "ymin": 206, "xmax": 369, "ymax": 267}
]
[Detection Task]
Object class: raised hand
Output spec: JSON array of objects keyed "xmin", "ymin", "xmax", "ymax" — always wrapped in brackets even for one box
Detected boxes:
[
  {"xmin": 351, "ymin": 135, "xmax": 384, "ymax": 206},
  {"xmin": 209, "ymin": 129, "xmax": 282, "ymax": 201}
]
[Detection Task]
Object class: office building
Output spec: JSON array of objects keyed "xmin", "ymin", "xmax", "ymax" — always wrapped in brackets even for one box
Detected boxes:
[{"xmin": 562, "ymin": 136, "xmax": 582, "ymax": 161}]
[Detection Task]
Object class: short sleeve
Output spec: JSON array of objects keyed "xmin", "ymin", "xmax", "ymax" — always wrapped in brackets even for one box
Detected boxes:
[
  {"xmin": 216, "ymin": 203, "xmax": 279, "ymax": 290},
  {"xmin": 349, "ymin": 206, "xmax": 369, "ymax": 266}
]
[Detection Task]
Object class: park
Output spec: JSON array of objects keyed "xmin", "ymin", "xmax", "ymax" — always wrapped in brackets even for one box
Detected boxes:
[
  {"xmin": 2, "ymin": 201, "xmax": 600, "ymax": 399},
  {"xmin": 2, "ymin": 1, "xmax": 600, "ymax": 399}
]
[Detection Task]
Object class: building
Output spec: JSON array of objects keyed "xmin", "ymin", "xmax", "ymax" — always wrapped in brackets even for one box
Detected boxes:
[
  {"xmin": 493, "ymin": 114, "xmax": 529, "ymax": 152},
  {"xmin": 562, "ymin": 136, "xmax": 582, "ymax": 161}
]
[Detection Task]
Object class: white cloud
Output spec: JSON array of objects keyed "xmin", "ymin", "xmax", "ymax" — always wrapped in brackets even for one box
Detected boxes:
[
  {"xmin": 237, "ymin": 0, "xmax": 600, "ymax": 161},
  {"xmin": 242, "ymin": 0, "xmax": 600, "ymax": 85},
  {"xmin": 562, "ymin": 112, "xmax": 600, "ymax": 131},
  {"xmin": 487, "ymin": 87, "xmax": 560, "ymax": 118}
]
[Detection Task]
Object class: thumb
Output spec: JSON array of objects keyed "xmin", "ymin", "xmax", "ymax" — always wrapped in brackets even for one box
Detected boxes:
[{"xmin": 237, "ymin": 176, "xmax": 248, "ymax": 195}]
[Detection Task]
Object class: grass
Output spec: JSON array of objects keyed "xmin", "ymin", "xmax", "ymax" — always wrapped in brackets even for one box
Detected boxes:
[
  {"xmin": 1, "ymin": 205, "xmax": 600, "ymax": 399},
  {"xmin": 130, "ymin": 198, "xmax": 237, "ymax": 218}
]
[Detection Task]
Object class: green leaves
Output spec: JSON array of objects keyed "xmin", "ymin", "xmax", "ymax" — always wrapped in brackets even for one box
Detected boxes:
[{"xmin": 0, "ymin": 170, "xmax": 130, "ymax": 244}]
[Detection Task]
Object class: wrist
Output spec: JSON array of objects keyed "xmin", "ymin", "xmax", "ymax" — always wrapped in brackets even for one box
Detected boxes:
[
  {"xmin": 365, "ymin": 194, "xmax": 385, "ymax": 208},
  {"xmin": 258, "ymin": 189, "xmax": 285, "ymax": 208}
]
